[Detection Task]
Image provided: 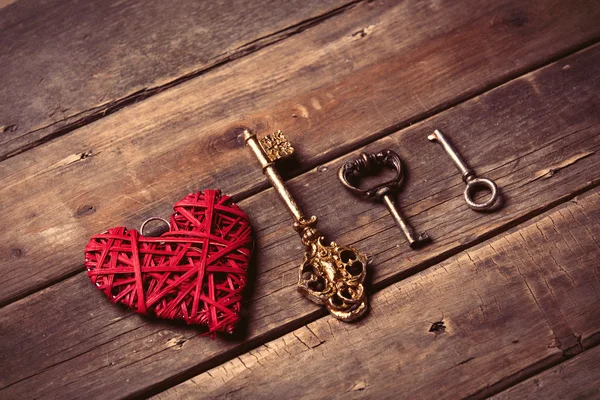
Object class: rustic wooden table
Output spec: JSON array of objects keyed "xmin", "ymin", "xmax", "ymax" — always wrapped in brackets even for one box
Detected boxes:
[{"xmin": 1, "ymin": 0, "xmax": 599, "ymax": 398}]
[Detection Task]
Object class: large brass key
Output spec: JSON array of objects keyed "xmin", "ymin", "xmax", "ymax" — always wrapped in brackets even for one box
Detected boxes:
[{"xmin": 243, "ymin": 129, "xmax": 369, "ymax": 322}]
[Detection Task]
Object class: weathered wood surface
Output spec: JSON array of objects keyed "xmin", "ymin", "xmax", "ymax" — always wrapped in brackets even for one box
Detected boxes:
[
  {"xmin": 491, "ymin": 345, "xmax": 600, "ymax": 399},
  {"xmin": 155, "ymin": 188, "xmax": 600, "ymax": 400},
  {"xmin": 1, "ymin": 44, "xmax": 599, "ymax": 399},
  {"xmin": 2, "ymin": 0, "xmax": 600, "ymax": 306},
  {"xmin": 0, "ymin": 0, "xmax": 354, "ymax": 160}
]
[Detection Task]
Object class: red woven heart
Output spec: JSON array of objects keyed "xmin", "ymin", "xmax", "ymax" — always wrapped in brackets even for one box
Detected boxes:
[{"xmin": 85, "ymin": 190, "xmax": 253, "ymax": 334}]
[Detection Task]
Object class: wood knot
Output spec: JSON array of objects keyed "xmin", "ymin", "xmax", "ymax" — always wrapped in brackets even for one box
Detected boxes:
[
  {"xmin": 2, "ymin": 124, "xmax": 18, "ymax": 134},
  {"xmin": 351, "ymin": 25, "xmax": 375, "ymax": 40},
  {"xmin": 429, "ymin": 320, "xmax": 445, "ymax": 333},
  {"xmin": 74, "ymin": 204, "xmax": 96, "ymax": 218},
  {"xmin": 502, "ymin": 10, "xmax": 528, "ymax": 27},
  {"xmin": 228, "ymin": 127, "xmax": 251, "ymax": 147},
  {"xmin": 11, "ymin": 248, "xmax": 23, "ymax": 258}
]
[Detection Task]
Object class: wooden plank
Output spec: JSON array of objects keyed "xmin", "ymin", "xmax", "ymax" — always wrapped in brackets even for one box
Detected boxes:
[
  {"xmin": 0, "ymin": 0, "xmax": 355, "ymax": 160},
  {"xmin": 153, "ymin": 188, "xmax": 600, "ymax": 400},
  {"xmin": 1, "ymin": 0, "xmax": 600, "ymax": 305},
  {"xmin": 490, "ymin": 346, "xmax": 600, "ymax": 399},
  {"xmin": 1, "ymin": 43, "xmax": 599, "ymax": 400}
]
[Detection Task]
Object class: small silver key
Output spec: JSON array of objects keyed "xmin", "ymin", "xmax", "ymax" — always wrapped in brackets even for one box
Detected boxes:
[
  {"xmin": 428, "ymin": 129, "xmax": 499, "ymax": 210},
  {"xmin": 338, "ymin": 149, "xmax": 431, "ymax": 249}
]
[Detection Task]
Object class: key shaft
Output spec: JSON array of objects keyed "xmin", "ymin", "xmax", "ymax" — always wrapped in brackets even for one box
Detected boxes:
[
  {"xmin": 244, "ymin": 129, "xmax": 304, "ymax": 222},
  {"xmin": 381, "ymin": 193, "xmax": 429, "ymax": 248},
  {"xmin": 428, "ymin": 129, "xmax": 474, "ymax": 182},
  {"xmin": 428, "ymin": 129, "xmax": 500, "ymax": 211}
]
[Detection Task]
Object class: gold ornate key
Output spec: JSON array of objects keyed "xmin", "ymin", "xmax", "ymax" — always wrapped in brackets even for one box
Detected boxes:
[{"xmin": 243, "ymin": 129, "xmax": 369, "ymax": 322}]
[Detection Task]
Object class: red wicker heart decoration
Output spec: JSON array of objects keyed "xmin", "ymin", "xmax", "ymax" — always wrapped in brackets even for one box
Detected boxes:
[{"xmin": 85, "ymin": 190, "xmax": 253, "ymax": 335}]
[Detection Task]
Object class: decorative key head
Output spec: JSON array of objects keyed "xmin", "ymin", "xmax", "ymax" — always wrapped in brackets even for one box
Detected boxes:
[
  {"xmin": 296, "ymin": 219, "xmax": 368, "ymax": 322},
  {"xmin": 338, "ymin": 149, "xmax": 405, "ymax": 199},
  {"xmin": 259, "ymin": 130, "xmax": 294, "ymax": 162}
]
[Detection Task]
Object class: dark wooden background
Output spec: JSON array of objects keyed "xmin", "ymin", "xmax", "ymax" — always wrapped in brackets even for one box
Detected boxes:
[{"xmin": 1, "ymin": 0, "xmax": 599, "ymax": 398}]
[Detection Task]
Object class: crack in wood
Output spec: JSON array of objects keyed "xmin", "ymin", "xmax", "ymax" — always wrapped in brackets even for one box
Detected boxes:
[{"xmin": 526, "ymin": 151, "xmax": 596, "ymax": 184}]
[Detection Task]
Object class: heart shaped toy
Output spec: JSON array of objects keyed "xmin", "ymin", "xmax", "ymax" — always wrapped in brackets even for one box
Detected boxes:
[{"xmin": 85, "ymin": 190, "xmax": 254, "ymax": 334}]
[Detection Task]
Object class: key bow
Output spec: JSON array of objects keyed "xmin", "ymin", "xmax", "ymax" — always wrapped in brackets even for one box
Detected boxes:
[
  {"xmin": 338, "ymin": 149, "xmax": 404, "ymax": 199},
  {"xmin": 297, "ymin": 231, "xmax": 368, "ymax": 321}
]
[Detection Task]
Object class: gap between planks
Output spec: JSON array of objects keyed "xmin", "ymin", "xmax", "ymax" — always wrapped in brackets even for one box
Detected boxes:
[
  {"xmin": 234, "ymin": 36, "xmax": 600, "ymax": 204},
  {"xmin": 473, "ymin": 341, "xmax": 600, "ymax": 399},
  {"xmin": 152, "ymin": 187, "xmax": 600, "ymax": 399},
  {"xmin": 489, "ymin": 343, "xmax": 600, "ymax": 399},
  {"xmin": 1, "ymin": 43, "xmax": 599, "ymax": 399},
  {"xmin": 143, "ymin": 183, "xmax": 600, "ymax": 400},
  {"xmin": 0, "ymin": 0, "xmax": 365, "ymax": 162},
  {"xmin": 2, "ymin": 3, "xmax": 600, "ymax": 306}
]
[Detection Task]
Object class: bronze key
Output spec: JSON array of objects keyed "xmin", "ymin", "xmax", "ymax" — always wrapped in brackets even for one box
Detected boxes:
[
  {"xmin": 339, "ymin": 149, "xmax": 431, "ymax": 249},
  {"xmin": 244, "ymin": 129, "xmax": 369, "ymax": 322}
]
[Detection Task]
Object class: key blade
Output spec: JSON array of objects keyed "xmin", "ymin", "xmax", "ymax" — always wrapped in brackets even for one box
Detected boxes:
[
  {"xmin": 381, "ymin": 194, "xmax": 430, "ymax": 248},
  {"xmin": 259, "ymin": 130, "xmax": 294, "ymax": 162}
]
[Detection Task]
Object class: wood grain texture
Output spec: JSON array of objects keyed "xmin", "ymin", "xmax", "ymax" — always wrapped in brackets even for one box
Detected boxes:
[
  {"xmin": 1, "ymin": 44, "xmax": 599, "ymax": 400},
  {"xmin": 0, "ymin": 0, "xmax": 356, "ymax": 160},
  {"xmin": 490, "ymin": 345, "xmax": 600, "ymax": 399},
  {"xmin": 154, "ymin": 188, "xmax": 600, "ymax": 400},
  {"xmin": 1, "ymin": 0, "xmax": 600, "ymax": 305}
]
